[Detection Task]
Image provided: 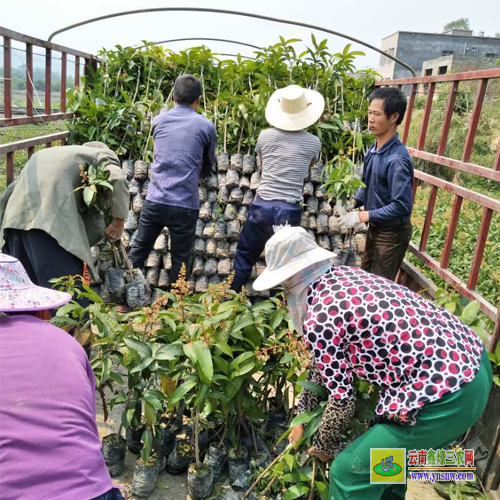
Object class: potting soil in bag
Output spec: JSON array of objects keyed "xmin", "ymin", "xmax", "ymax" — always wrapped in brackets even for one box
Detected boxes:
[
  {"xmin": 101, "ymin": 434, "xmax": 126, "ymax": 477},
  {"xmin": 242, "ymin": 190, "xmax": 254, "ymax": 206},
  {"xmin": 188, "ymin": 465, "xmax": 214, "ymax": 500},
  {"xmin": 217, "ymin": 153, "xmax": 230, "ymax": 172},
  {"xmin": 231, "ymin": 469, "xmax": 252, "ymax": 491},
  {"xmin": 239, "ymin": 176, "xmax": 250, "ymax": 190},
  {"xmin": 130, "ymin": 457, "xmax": 161, "ymax": 497},
  {"xmin": 228, "ymin": 450, "xmax": 249, "ymax": 482},
  {"xmin": 125, "ymin": 280, "xmax": 149, "ymax": 309},
  {"xmin": 122, "ymin": 160, "xmax": 134, "ymax": 180},
  {"xmin": 134, "ymin": 160, "xmax": 149, "ymax": 181},
  {"xmin": 242, "ymin": 154, "xmax": 255, "ymax": 175},
  {"xmin": 332, "ymin": 249, "xmax": 348, "ymax": 266},
  {"xmin": 166, "ymin": 439, "xmax": 193, "ymax": 475},
  {"xmin": 230, "ymin": 153, "xmax": 243, "ymax": 172},
  {"xmin": 204, "ymin": 445, "xmax": 228, "ymax": 481},
  {"xmin": 222, "ymin": 488, "xmax": 259, "ymax": 500},
  {"xmin": 105, "ymin": 269, "xmax": 126, "ymax": 303},
  {"xmin": 126, "ymin": 426, "xmax": 144, "ymax": 454}
]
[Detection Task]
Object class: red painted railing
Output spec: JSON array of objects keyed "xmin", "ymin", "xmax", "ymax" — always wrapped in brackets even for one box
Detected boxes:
[
  {"xmin": 376, "ymin": 68, "xmax": 500, "ymax": 350},
  {"xmin": 0, "ymin": 26, "xmax": 97, "ymax": 184}
]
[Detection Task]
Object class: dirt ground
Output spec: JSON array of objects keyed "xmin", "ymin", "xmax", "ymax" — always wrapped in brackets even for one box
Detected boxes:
[{"xmin": 95, "ymin": 402, "xmax": 442, "ymax": 500}]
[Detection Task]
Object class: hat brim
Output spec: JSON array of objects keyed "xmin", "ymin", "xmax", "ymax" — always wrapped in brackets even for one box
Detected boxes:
[
  {"xmin": 253, "ymin": 247, "xmax": 335, "ymax": 291},
  {"xmin": 266, "ymin": 89, "xmax": 325, "ymax": 131},
  {"xmin": 0, "ymin": 286, "xmax": 72, "ymax": 313}
]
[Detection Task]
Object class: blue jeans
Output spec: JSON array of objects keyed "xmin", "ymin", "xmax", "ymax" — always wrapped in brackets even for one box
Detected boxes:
[
  {"xmin": 92, "ymin": 487, "xmax": 125, "ymax": 500},
  {"xmin": 232, "ymin": 202, "xmax": 301, "ymax": 292}
]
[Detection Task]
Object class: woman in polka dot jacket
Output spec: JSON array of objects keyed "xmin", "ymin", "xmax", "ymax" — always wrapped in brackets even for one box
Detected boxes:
[{"xmin": 253, "ymin": 226, "xmax": 492, "ymax": 500}]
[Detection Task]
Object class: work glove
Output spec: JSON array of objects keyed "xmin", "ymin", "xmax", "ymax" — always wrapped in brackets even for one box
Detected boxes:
[
  {"xmin": 338, "ymin": 211, "xmax": 360, "ymax": 229},
  {"xmin": 345, "ymin": 199, "xmax": 356, "ymax": 212}
]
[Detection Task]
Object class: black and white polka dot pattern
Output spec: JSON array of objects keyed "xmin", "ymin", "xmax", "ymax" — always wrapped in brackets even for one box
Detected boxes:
[{"xmin": 303, "ymin": 266, "xmax": 484, "ymax": 418}]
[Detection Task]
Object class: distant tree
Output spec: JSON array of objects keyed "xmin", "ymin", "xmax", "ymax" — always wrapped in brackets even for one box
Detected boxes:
[
  {"xmin": 443, "ymin": 18, "xmax": 470, "ymax": 31},
  {"xmin": 495, "ymin": 32, "xmax": 500, "ymax": 38}
]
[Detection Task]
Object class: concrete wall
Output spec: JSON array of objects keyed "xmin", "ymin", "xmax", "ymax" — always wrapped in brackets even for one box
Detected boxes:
[
  {"xmin": 422, "ymin": 54, "xmax": 498, "ymax": 76},
  {"xmin": 378, "ymin": 31, "xmax": 500, "ymax": 80}
]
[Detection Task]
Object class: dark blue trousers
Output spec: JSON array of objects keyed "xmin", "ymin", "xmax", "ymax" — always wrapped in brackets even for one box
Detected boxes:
[{"xmin": 232, "ymin": 202, "xmax": 301, "ymax": 292}]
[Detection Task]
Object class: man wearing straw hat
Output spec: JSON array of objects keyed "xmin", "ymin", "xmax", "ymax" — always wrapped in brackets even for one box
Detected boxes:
[
  {"xmin": 231, "ymin": 84, "xmax": 324, "ymax": 292},
  {"xmin": 0, "ymin": 254, "xmax": 125, "ymax": 500}
]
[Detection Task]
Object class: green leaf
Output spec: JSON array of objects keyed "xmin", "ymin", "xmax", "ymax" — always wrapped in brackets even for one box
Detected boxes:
[
  {"xmin": 183, "ymin": 342, "xmax": 197, "ymax": 364},
  {"xmin": 290, "ymin": 411, "xmax": 315, "ymax": 427},
  {"xmin": 284, "ymin": 484, "xmax": 310, "ymax": 500},
  {"xmin": 169, "ymin": 378, "xmax": 197, "ymax": 406},
  {"xmin": 140, "ymin": 428, "xmax": 153, "ymax": 463},
  {"xmin": 231, "ymin": 314, "xmax": 254, "ymax": 333},
  {"xmin": 216, "ymin": 342, "xmax": 233, "ymax": 357},
  {"xmin": 144, "ymin": 400, "xmax": 157, "ymax": 427},
  {"xmin": 297, "ymin": 380, "xmax": 328, "ymax": 397},
  {"xmin": 124, "ymin": 337, "xmax": 152, "ymax": 359},
  {"xmin": 283, "ymin": 453, "xmax": 295, "ymax": 471},
  {"xmin": 460, "ymin": 300, "xmax": 481, "ymax": 325},
  {"xmin": 155, "ymin": 343, "xmax": 183, "ymax": 360},
  {"xmin": 315, "ymin": 481, "xmax": 329, "ymax": 500},
  {"xmin": 192, "ymin": 340, "xmax": 214, "ymax": 383},
  {"xmin": 83, "ymin": 186, "xmax": 95, "ymax": 206},
  {"xmin": 130, "ymin": 355, "xmax": 153, "ymax": 374},
  {"xmin": 270, "ymin": 310, "xmax": 284, "ymax": 330}
]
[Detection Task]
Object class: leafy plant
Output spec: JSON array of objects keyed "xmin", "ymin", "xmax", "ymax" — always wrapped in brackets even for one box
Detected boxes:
[
  {"xmin": 74, "ymin": 161, "xmax": 114, "ymax": 214},
  {"xmin": 66, "ymin": 36, "xmax": 377, "ymax": 163},
  {"xmin": 321, "ymin": 144, "xmax": 366, "ymax": 205}
]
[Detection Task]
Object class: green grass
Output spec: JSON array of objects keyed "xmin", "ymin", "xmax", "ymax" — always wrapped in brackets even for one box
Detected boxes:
[
  {"xmin": 405, "ymin": 82, "xmax": 500, "ymax": 331},
  {"xmin": 0, "ymin": 122, "xmax": 68, "ymax": 191}
]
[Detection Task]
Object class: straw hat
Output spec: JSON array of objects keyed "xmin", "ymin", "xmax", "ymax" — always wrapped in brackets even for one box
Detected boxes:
[
  {"xmin": 0, "ymin": 253, "xmax": 72, "ymax": 312},
  {"xmin": 253, "ymin": 226, "xmax": 335, "ymax": 291},
  {"xmin": 265, "ymin": 85, "xmax": 325, "ymax": 131}
]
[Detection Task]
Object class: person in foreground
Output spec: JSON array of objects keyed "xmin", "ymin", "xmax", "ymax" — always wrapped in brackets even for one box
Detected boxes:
[
  {"xmin": 0, "ymin": 253, "xmax": 124, "ymax": 500},
  {"xmin": 0, "ymin": 141, "xmax": 129, "ymax": 294},
  {"xmin": 253, "ymin": 226, "xmax": 492, "ymax": 500}
]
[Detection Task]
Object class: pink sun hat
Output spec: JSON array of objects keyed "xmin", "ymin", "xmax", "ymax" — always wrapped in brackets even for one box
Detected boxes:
[{"xmin": 0, "ymin": 253, "xmax": 72, "ymax": 312}]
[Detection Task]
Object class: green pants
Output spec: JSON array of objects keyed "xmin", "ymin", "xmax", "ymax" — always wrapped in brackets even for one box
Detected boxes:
[{"xmin": 329, "ymin": 349, "xmax": 492, "ymax": 500}]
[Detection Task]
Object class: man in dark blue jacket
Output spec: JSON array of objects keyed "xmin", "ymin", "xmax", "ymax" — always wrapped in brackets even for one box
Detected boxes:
[{"xmin": 339, "ymin": 87, "xmax": 413, "ymax": 280}]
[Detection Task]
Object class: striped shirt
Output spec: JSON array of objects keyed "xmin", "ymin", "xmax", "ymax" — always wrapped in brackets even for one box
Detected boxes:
[{"xmin": 256, "ymin": 128, "xmax": 321, "ymax": 204}]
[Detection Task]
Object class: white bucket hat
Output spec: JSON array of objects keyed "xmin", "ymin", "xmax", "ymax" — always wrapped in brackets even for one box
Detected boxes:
[
  {"xmin": 253, "ymin": 226, "xmax": 335, "ymax": 291},
  {"xmin": 265, "ymin": 85, "xmax": 325, "ymax": 131},
  {"xmin": 0, "ymin": 253, "xmax": 72, "ymax": 312}
]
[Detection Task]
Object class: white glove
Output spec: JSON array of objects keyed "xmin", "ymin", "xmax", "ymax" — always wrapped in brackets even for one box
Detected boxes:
[
  {"xmin": 338, "ymin": 212, "xmax": 360, "ymax": 229},
  {"xmin": 345, "ymin": 200, "xmax": 356, "ymax": 212}
]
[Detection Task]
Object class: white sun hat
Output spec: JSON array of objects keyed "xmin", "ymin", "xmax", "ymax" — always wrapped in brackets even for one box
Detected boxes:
[
  {"xmin": 253, "ymin": 226, "xmax": 335, "ymax": 291},
  {"xmin": 265, "ymin": 85, "xmax": 325, "ymax": 131},
  {"xmin": 0, "ymin": 253, "xmax": 72, "ymax": 312}
]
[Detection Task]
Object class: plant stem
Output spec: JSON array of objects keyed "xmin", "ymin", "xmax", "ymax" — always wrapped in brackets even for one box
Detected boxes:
[
  {"xmin": 307, "ymin": 459, "xmax": 317, "ymax": 500},
  {"xmin": 194, "ymin": 410, "xmax": 201, "ymax": 468},
  {"xmin": 98, "ymin": 386, "xmax": 109, "ymax": 422},
  {"xmin": 243, "ymin": 444, "xmax": 292, "ymax": 498},
  {"xmin": 261, "ymin": 474, "xmax": 279, "ymax": 496}
]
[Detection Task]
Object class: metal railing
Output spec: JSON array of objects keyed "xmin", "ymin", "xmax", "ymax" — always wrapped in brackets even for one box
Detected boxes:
[
  {"xmin": 0, "ymin": 26, "xmax": 98, "ymax": 184},
  {"xmin": 375, "ymin": 68, "xmax": 500, "ymax": 349}
]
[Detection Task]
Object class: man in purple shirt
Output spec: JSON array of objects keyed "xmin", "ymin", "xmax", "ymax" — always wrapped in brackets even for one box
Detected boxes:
[
  {"xmin": 0, "ymin": 253, "xmax": 123, "ymax": 499},
  {"xmin": 128, "ymin": 74, "xmax": 217, "ymax": 284}
]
